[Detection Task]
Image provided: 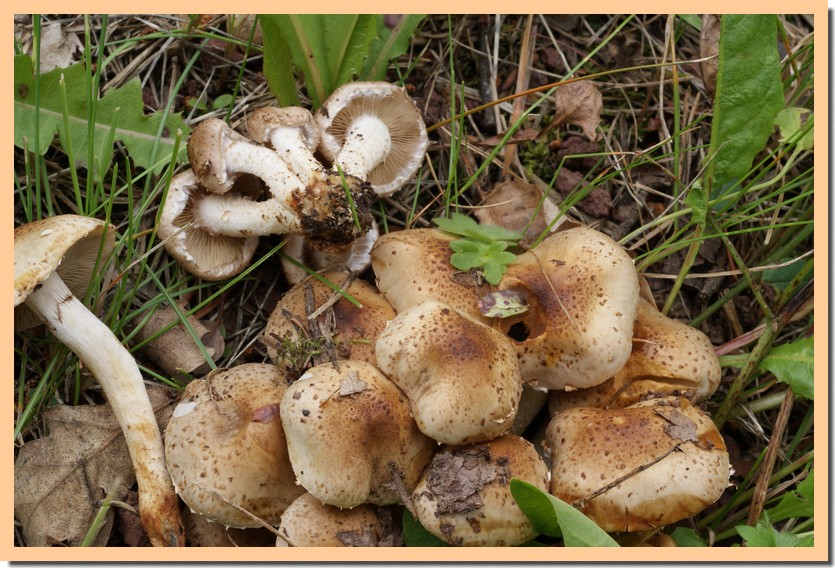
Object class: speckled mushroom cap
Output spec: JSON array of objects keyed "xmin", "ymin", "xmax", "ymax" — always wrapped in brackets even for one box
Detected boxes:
[
  {"xmin": 375, "ymin": 300, "xmax": 522, "ymax": 445},
  {"xmin": 279, "ymin": 360, "xmax": 435, "ymax": 509},
  {"xmin": 411, "ymin": 434, "xmax": 549, "ymax": 546},
  {"xmin": 370, "ymin": 228, "xmax": 492, "ymax": 322},
  {"xmin": 14, "ymin": 214, "xmax": 115, "ymax": 330},
  {"xmin": 247, "ymin": 106, "xmax": 319, "ymax": 153},
  {"xmin": 164, "ymin": 363, "xmax": 304, "ymax": 528},
  {"xmin": 549, "ymin": 298, "xmax": 722, "ymax": 413},
  {"xmin": 277, "ymin": 492, "xmax": 401, "ymax": 547},
  {"xmin": 262, "ymin": 271, "xmax": 395, "ymax": 377},
  {"xmin": 546, "ymin": 396, "xmax": 730, "ymax": 533},
  {"xmin": 316, "ymin": 81, "xmax": 428, "ymax": 197},
  {"xmin": 157, "ymin": 169, "xmax": 259, "ymax": 281},
  {"xmin": 495, "ymin": 225, "xmax": 640, "ymax": 390}
]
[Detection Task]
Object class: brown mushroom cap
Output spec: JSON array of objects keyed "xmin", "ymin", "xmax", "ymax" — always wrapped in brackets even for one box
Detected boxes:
[
  {"xmin": 278, "ymin": 492, "xmax": 402, "ymax": 547},
  {"xmin": 549, "ymin": 298, "xmax": 722, "ymax": 413},
  {"xmin": 164, "ymin": 363, "xmax": 304, "ymax": 528},
  {"xmin": 279, "ymin": 360, "xmax": 436, "ymax": 508},
  {"xmin": 370, "ymin": 228, "xmax": 491, "ymax": 322},
  {"xmin": 14, "ymin": 214, "xmax": 115, "ymax": 330},
  {"xmin": 411, "ymin": 434, "xmax": 549, "ymax": 546},
  {"xmin": 316, "ymin": 81, "xmax": 428, "ymax": 196},
  {"xmin": 182, "ymin": 507, "xmax": 276, "ymax": 547},
  {"xmin": 248, "ymin": 106, "xmax": 319, "ymax": 154},
  {"xmin": 262, "ymin": 271, "xmax": 395, "ymax": 378},
  {"xmin": 495, "ymin": 225, "xmax": 640, "ymax": 390},
  {"xmin": 546, "ymin": 396, "xmax": 730, "ymax": 533},
  {"xmin": 157, "ymin": 169, "xmax": 259, "ymax": 281},
  {"xmin": 375, "ymin": 300, "xmax": 522, "ymax": 445}
]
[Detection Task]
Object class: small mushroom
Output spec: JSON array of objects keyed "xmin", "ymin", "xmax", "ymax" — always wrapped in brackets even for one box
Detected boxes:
[
  {"xmin": 277, "ymin": 492, "xmax": 402, "ymax": 547},
  {"xmin": 411, "ymin": 434, "xmax": 549, "ymax": 546},
  {"xmin": 246, "ymin": 106, "xmax": 323, "ymax": 185},
  {"xmin": 375, "ymin": 300, "xmax": 522, "ymax": 445},
  {"xmin": 164, "ymin": 363, "xmax": 304, "ymax": 528},
  {"xmin": 261, "ymin": 271, "xmax": 395, "ymax": 378},
  {"xmin": 280, "ymin": 220, "xmax": 380, "ymax": 286},
  {"xmin": 279, "ymin": 360, "xmax": 436, "ymax": 508},
  {"xmin": 14, "ymin": 215, "xmax": 184, "ymax": 547},
  {"xmin": 316, "ymin": 81, "xmax": 428, "ymax": 196},
  {"xmin": 495, "ymin": 225, "xmax": 640, "ymax": 390},
  {"xmin": 186, "ymin": 117, "xmax": 375, "ymax": 242},
  {"xmin": 549, "ymin": 298, "xmax": 722, "ymax": 412},
  {"xmin": 157, "ymin": 169, "xmax": 259, "ymax": 280},
  {"xmin": 370, "ymin": 228, "xmax": 491, "ymax": 321},
  {"xmin": 546, "ymin": 396, "xmax": 730, "ymax": 532},
  {"xmin": 182, "ymin": 507, "xmax": 276, "ymax": 547}
]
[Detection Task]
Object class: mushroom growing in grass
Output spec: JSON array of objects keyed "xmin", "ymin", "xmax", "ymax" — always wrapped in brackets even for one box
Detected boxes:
[
  {"xmin": 186, "ymin": 117, "xmax": 375, "ymax": 242},
  {"xmin": 164, "ymin": 363, "xmax": 304, "ymax": 528},
  {"xmin": 261, "ymin": 271, "xmax": 395, "ymax": 378},
  {"xmin": 549, "ymin": 298, "xmax": 722, "ymax": 413},
  {"xmin": 246, "ymin": 106, "xmax": 323, "ymax": 184},
  {"xmin": 411, "ymin": 434, "xmax": 549, "ymax": 547},
  {"xmin": 280, "ymin": 360, "xmax": 436, "ymax": 509},
  {"xmin": 316, "ymin": 81, "xmax": 429, "ymax": 197},
  {"xmin": 495, "ymin": 225, "xmax": 641, "ymax": 391},
  {"xmin": 14, "ymin": 215, "xmax": 184, "ymax": 547},
  {"xmin": 375, "ymin": 300, "xmax": 522, "ymax": 445},
  {"xmin": 157, "ymin": 169, "xmax": 259, "ymax": 281},
  {"xmin": 546, "ymin": 396, "xmax": 730, "ymax": 533},
  {"xmin": 278, "ymin": 492, "xmax": 402, "ymax": 547}
]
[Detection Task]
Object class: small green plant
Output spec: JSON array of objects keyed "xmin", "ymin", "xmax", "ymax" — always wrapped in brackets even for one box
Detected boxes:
[{"xmin": 433, "ymin": 212, "xmax": 524, "ymax": 285}]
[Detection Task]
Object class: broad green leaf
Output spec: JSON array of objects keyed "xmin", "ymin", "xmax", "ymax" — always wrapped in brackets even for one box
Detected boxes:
[
  {"xmin": 774, "ymin": 107, "xmax": 814, "ymax": 152},
  {"xmin": 685, "ymin": 180, "xmax": 708, "ymax": 225},
  {"xmin": 737, "ymin": 519, "xmax": 814, "ymax": 547},
  {"xmin": 260, "ymin": 16, "xmax": 300, "ymax": 107},
  {"xmin": 363, "ymin": 15, "xmax": 427, "ymax": 80},
  {"xmin": 402, "ymin": 509, "xmax": 448, "ymax": 547},
  {"xmin": 449, "ymin": 240, "xmax": 515, "ymax": 285},
  {"xmin": 324, "ymin": 15, "xmax": 377, "ymax": 87},
  {"xmin": 670, "ymin": 527, "xmax": 708, "ymax": 547},
  {"xmin": 13, "ymin": 54, "xmax": 189, "ymax": 174},
  {"xmin": 759, "ymin": 337, "xmax": 814, "ymax": 400},
  {"xmin": 707, "ymin": 15, "xmax": 784, "ymax": 201},
  {"xmin": 510, "ymin": 479, "xmax": 618, "ymax": 547},
  {"xmin": 677, "ymin": 14, "xmax": 702, "ymax": 30},
  {"xmin": 762, "ymin": 258, "xmax": 812, "ymax": 292},
  {"xmin": 434, "ymin": 213, "xmax": 524, "ymax": 244},
  {"xmin": 265, "ymin": 15, "xmax": 332, "ymax": 108},
  {"xmin": 769, "ymin": 470, "xmax": 814, "ymax": 522}
]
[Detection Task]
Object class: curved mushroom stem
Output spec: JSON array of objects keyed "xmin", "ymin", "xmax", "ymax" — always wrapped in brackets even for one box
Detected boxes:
[
  {"xmin": 334, "ymin": 115, "xmax": 392, "ymax": 180},
  {"xmin": 24, "ymin": 270, "xmax": 185, "ymax": 547},
  {"xmin": 266, "ymin": 127, "xmax": 323, "ymax": 186}
]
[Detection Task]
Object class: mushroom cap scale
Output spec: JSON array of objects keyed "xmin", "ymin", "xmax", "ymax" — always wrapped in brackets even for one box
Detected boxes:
[
  {"xmin": 14, "ymin": 215, "xmax": 115, "ymax": 330},
  {"xmin": 164, "ymin": 363, "xmax": 304, "ymax": 528},
  {"xmin": 375, "ymin": 300, "xmax": 522, "ymax": 445},
  {"xmin": 412, "ymin": 435, "xmax": 549, "ymax": 546},
  {"xmin": 546, "ymin": 396, "xmax": 730, "ymax": 533},
  {"xmin": 279, "ymin": 360, "xmax": 435, "ymax": 509},
  {"xmin": 496, "ymin": 225, "xmax": 640, "ymax": 391}
]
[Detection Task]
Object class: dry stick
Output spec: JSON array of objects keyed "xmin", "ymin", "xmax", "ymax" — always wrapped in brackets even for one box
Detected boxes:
[
  {"xmin": 501, "ymin": 14, "xmax": 536, "ymax": 176},
  {"xmin": 746, "ymin": 388, "xmax": 796, "ymax": 525},
  {"xmin": 389, "ymin": 462, "xmax": 418, "ymax": 519}
]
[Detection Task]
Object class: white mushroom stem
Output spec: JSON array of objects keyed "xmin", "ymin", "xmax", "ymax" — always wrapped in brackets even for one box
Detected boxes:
[
  {"xmin": 334, "ymin": 114, "xmax": 392, "ymax": 180},
  {"xmin": 266, "ymin": 127, "xmax": 323, "ymax": 186},
  {"xmin": 24, "ymin": 270, "xmax": 183, "ymax": 547},
  {"xmin": 193, "ymin": 141, "xmax": 307, "ymax": 237}
]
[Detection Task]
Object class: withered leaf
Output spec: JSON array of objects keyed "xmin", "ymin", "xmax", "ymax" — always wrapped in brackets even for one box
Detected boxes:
[
  {"xmin": 338, "ymin": 371, "xmax": 368, "ymax": 397},
  {"xmin": 654, "ymin": 407, "xmax": 699, "ymax": 443},
  {"xmin": 423, "ymin": 446, "xmax": 510, "ymax": 516},
  {"xmin": 551, "ymin": 80, "xmax": 603, "ymax": 141},
  {"xmin": 478, "ymin": 289, "xmax": 529, "ymax": 318},
  {"xmin": 699, "ymin": 15, "xmax": 721, "ymax": 97},
  {"xmin": 14, "ymin": 384, "xmax": 178, "ymax": 546}
]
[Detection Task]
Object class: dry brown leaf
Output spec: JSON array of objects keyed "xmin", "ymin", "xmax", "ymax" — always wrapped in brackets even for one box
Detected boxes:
[
  {"xmin": 654, "ymin": 406, "xmax": 699, "ymax": 444},
  {"xmin": 338, "ymin": 371, "xmax": 368, "ymax": 397},
  {"xmin": 551, "ymin": 80, "xmax": 603, "ymax": 141},
  {"xmin": 421, "ymin": 445, "xmax": 509, "ymax": 516},
  {"xmin": 35, "ymin": 22, "xmax": 83, "ymax": 73},
  {"xmin": 699, "ymin": 15, "xmax": 721, "ymax": 97},
  {"xmin": 14, "ymin": 385, "xmax": 178, "ymax": 546},
  {"xmin": 475, "ymin": 180, "xmax": 560, "ymax": 247}
]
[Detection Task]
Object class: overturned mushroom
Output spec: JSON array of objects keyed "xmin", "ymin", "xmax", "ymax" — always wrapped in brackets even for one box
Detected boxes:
[
  {"xmin": 316, "ymin": 81, "xmax": 428, "ymax": 196},
  {"xmin": 277, "ymin": 492, "xmax": 402, "ymax": 547},
  {"xmin": 495, "ymin": 225, "xmax": 640, "ymax": 390},
  {"xmin": 375, "ymin": 300, "xmax": 522, "ymax": 445},
  {"xmin": 549, "ymin": 298, "xmax": 722, "ymax": 413},
  {"xmin": 280, "ymin": 360, "xmax": 436, "ymax": 508},
  {"xmin": 546, "ymin": 396, "xmax": 730, "ymax": 532},
  {"xmin": 262, "ymin": 271, "xmax": 395, "ymax": 378},
  {"xmin": 186, "ymin": 117, "xmax": 375, "ymax": 242},
  {"xmin": 412, "ymin": 434, "xmax": 549, "ymax": 546},
  {"xmin": 164, "ymin": 363, "xmax": 304, "ymax": 528},
  {"xmin": 14, "ymin": 215, "xmax": 184, "ymax": 547}
]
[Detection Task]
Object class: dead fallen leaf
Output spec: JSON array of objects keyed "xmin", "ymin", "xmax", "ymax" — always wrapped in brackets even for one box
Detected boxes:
[
  {"xmin": 700, "ymin": 15, "xmax": 721, "ymax": 97},
  {"xmin": 421, "ymin": 445, "xmax": 510, "ymax": 516},
  {"xmin": 36, "ymin": 22, "xmax": 84, "ymax": 73},
  {"xmin": 338, "ymin": 371, "xmax": 368, "ymax": 397},
  {"xmin": 551, "ymin": 81, "xmax": 603, "ymax": 141},
  {"xmin": 475, "ymin": 180, "xmax": 562, "ymax": 247},
  {"xmin": 654, "ymin": 407, "xmax": 699, "ymax": 444},
  {"xmin": 14, "ymin": 384, "xmax": 178, "ymax": 546}
]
